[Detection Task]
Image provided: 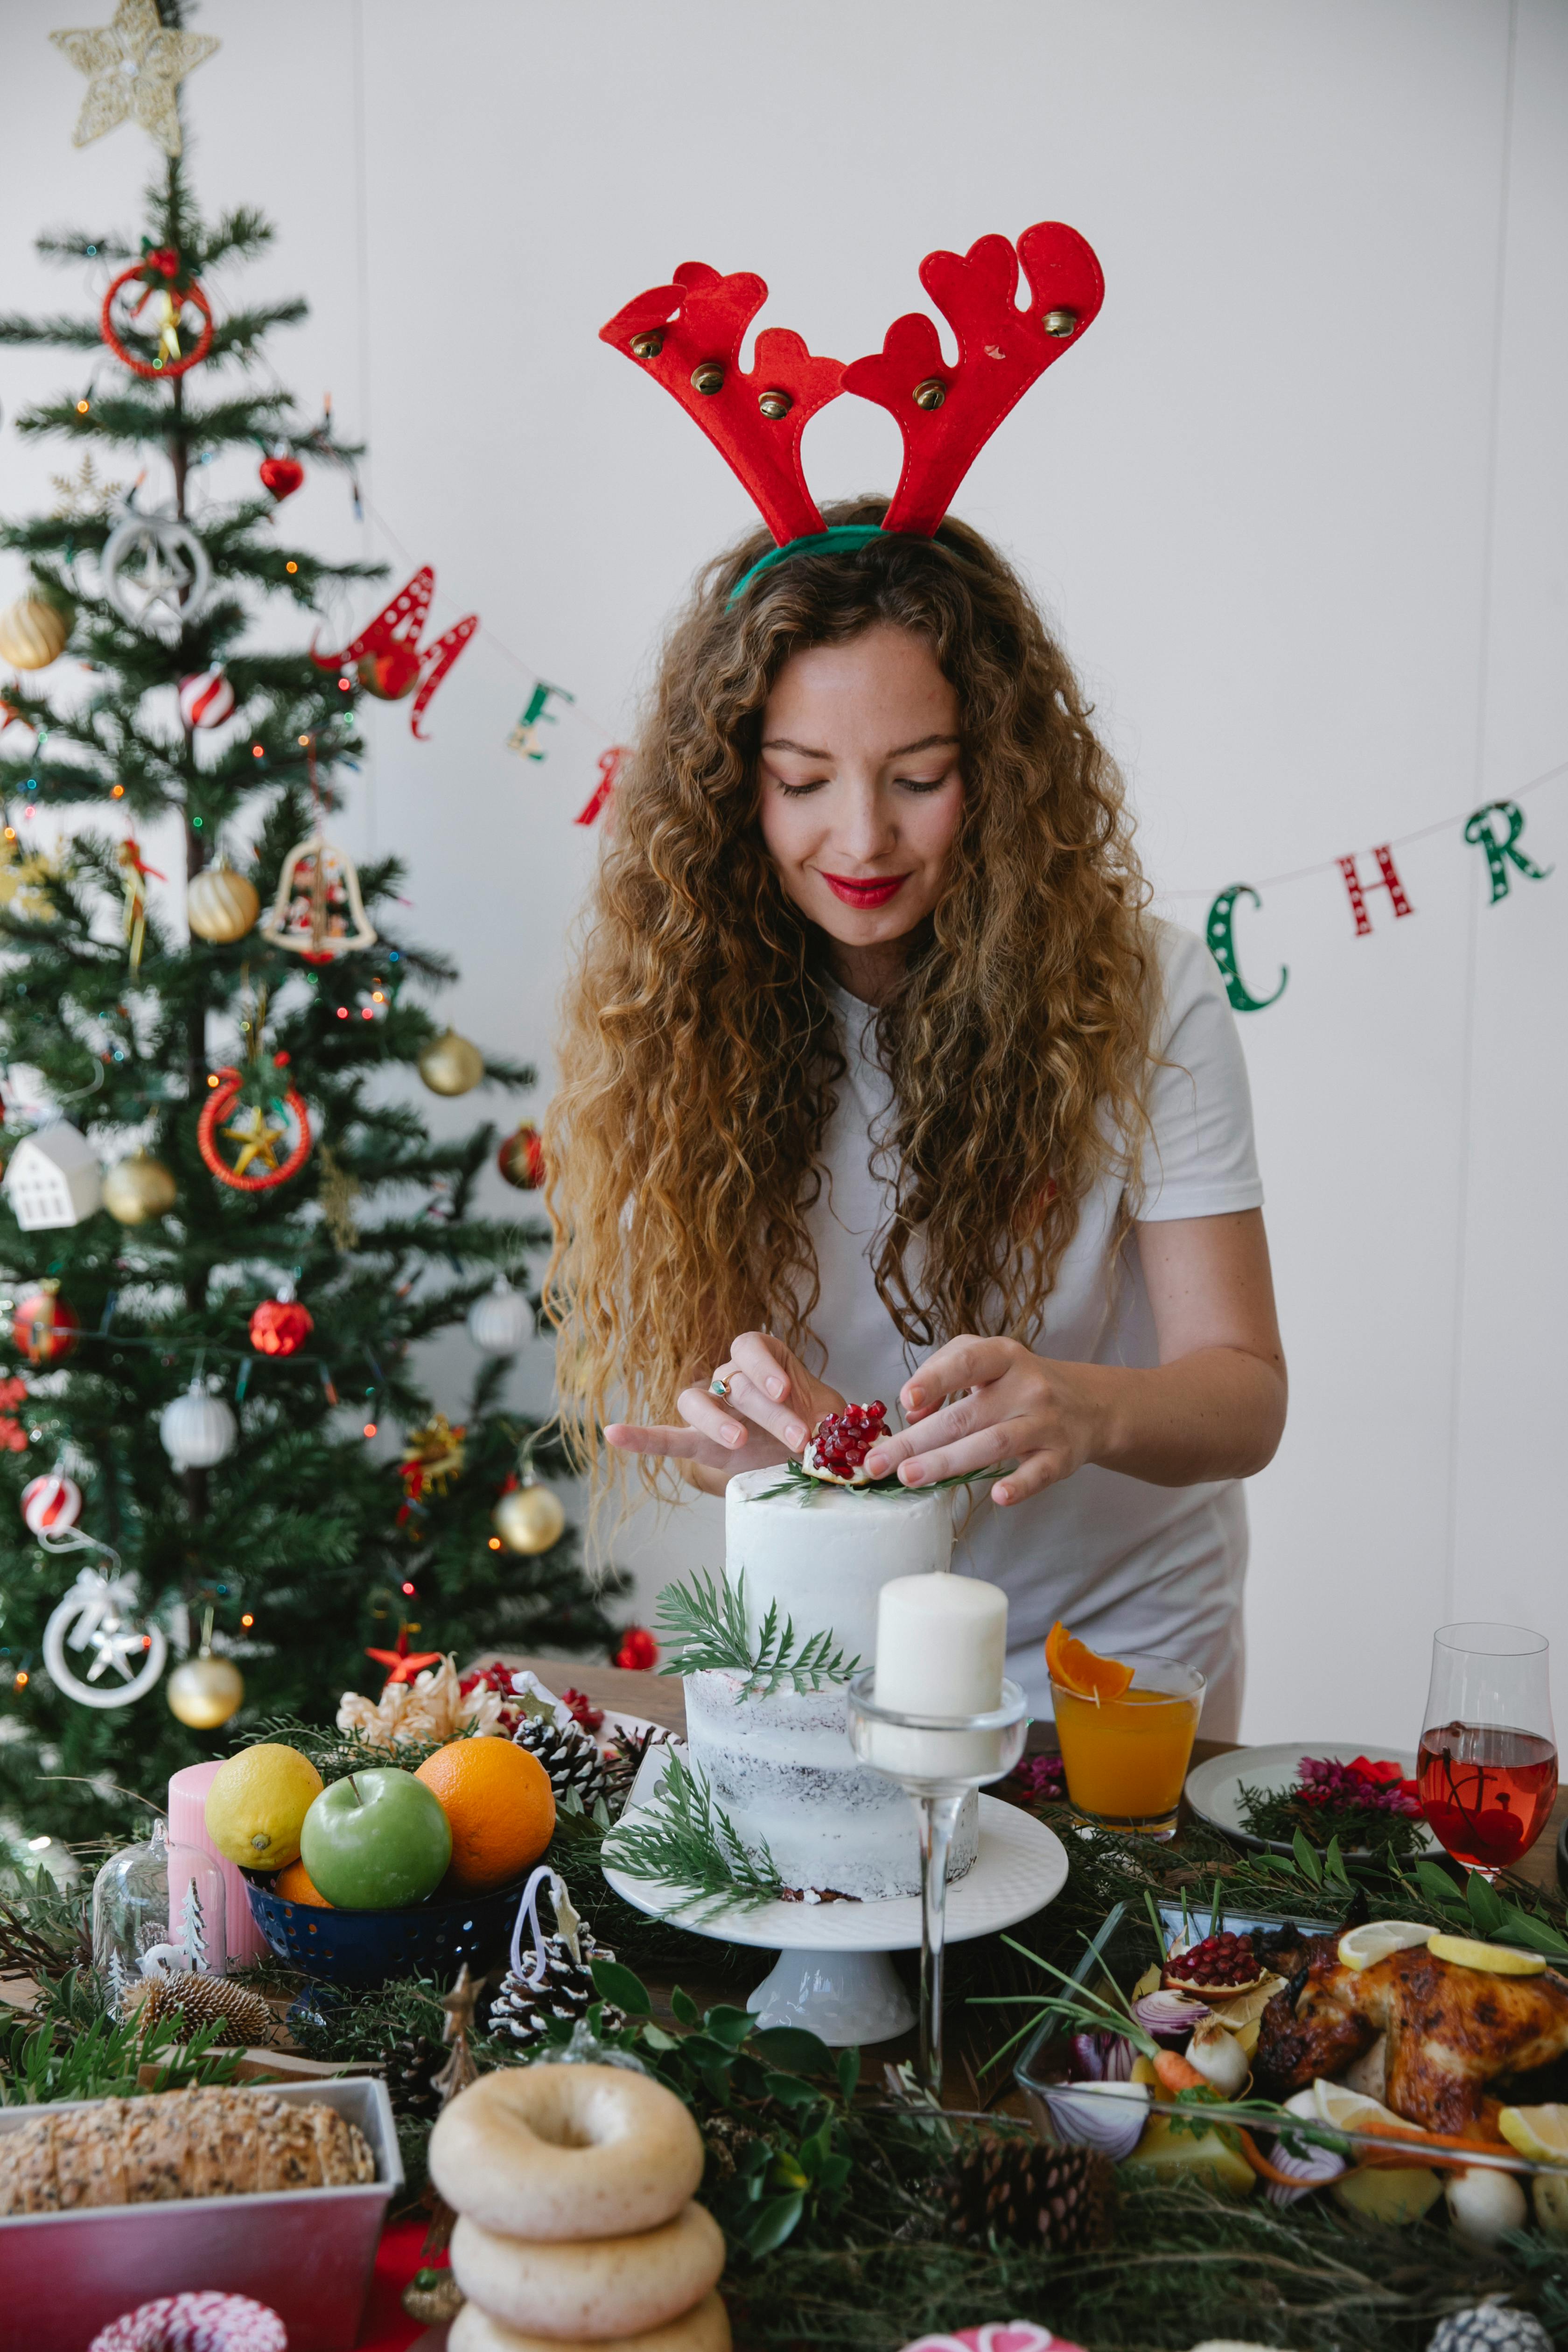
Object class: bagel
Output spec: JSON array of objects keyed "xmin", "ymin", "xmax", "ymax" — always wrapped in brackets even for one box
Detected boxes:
[
  {"xmin": 450, "ymin": 2204, "xmax": 725, "ymax": 2342},
  {"xmin": 449, "ymin": 2289, "xmax": 731, "ymax": 2352},
  {"xmin": 429, "ymin": 2063, "xmax": 704, "ymax": 2241}
]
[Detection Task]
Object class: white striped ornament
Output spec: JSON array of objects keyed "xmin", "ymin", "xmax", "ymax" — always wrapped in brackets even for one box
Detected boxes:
[
  {"xmin": 21, "ymin": 1472, "xmax": 82, "ymax": 1534},
  {"xmin": 178, "ymin": 670, "xmax": 235, "ymax": 730}
]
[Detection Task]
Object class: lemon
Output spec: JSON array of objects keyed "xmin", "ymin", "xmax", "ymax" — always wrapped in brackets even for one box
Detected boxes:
[
  {"xmin": 1122, "ymin": 2114, "xmax": 1254, "ymax": 2197},
  {"xmin": 1499, "ymin": 2103, "xmax": 1568, "ymax": 2164},
  {"xmin": 1331, "ymin": 2166, "xmax": 1442, "ymax": 2226},
  {"xmin": 204, "ymin": 1743, "xmax": 323, "ymax": 1872},
  {"xmin": 1427, "ymin": 1932, "xmax": 1546, "ymax": 1977},
  {"xmin": 1313, "ymin": 2078, "xmax": 1420, "ymax": 2137},
  {"xmin": 1337, "ymin": 1920, "xmax": 1435, "ymax": 1972}
]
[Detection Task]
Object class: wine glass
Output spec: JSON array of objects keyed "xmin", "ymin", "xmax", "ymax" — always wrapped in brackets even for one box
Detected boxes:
[{"xmin": 1417, "ymin": 1623, "xmax": 1558, "ymax": 1878}]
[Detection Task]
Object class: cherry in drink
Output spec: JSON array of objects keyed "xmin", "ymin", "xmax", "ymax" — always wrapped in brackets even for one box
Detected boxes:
[
  {"xmin": 1417, "ymin": 1722, "xmax": 1557, "ymax": 1872},
  {"xmin": 1417, "ymin": 1623, "xmax": 1558, "ymax": 1879}
]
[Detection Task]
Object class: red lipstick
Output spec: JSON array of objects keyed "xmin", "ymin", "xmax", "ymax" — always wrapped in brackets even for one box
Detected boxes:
[{"xmin": 820, "ymin": 871, "xmax": 908, "ymax": 909}]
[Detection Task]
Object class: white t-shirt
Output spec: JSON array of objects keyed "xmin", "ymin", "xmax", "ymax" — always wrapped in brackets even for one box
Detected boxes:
[{"xmin": 802, "ymin": 919, "xmax": 1264, "ymax": 1739}]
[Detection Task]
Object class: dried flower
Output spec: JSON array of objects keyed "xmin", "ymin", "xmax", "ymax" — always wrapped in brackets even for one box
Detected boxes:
[{"xmin": 337, "ymin": 1653, "xmax": 504, "ymax": 1747}]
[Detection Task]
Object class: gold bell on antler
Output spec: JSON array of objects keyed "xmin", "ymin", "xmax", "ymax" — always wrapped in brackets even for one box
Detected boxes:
[
  {"xmin": 1044, "ymin": 308, "xmax": 1079, "ymax": 338},
  {"xmin": 757, "ymin": 390, "xmax": 792, "ymax": 421},
  {"xmin": 630, "ymin": 331, "xmax": 663, "ymax": 360},
  {"xmin": 912, "ymin": 378, "xmax": 947, "ymax": 411},
  {"xmin": 690, "ymin": 363, "xmax": 725, "ymax": 396}
]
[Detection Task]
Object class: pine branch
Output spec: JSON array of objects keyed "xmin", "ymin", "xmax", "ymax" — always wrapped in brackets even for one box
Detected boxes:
[
  {"xmin": 601, "ymin": 1750, "xmax": 783, "ymax": 1915},
  {"xmin": 653, "ymin": 1568, "xmax": 860, "ymax": 1700}
]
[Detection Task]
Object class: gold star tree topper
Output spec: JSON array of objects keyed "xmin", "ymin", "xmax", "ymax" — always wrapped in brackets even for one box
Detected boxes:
[{"xmin": 51, "ymin": 0, "xmax": 219, "ymax": 160}]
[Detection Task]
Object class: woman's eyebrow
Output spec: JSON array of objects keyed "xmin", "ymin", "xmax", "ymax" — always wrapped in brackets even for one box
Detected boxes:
[{"xmin": 760, "ymin": 733, "xmax": 960, "ymax": 757}]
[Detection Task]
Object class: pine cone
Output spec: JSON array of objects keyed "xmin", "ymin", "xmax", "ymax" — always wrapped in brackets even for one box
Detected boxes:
[
  {"xmin": 944, "ymin": 2135, "xmax": 1115, "ymax": 2254},
  {"xmin": 488, "ymin": 1925, "xmax": 620, "ymax": 2051},
  {"xmin": 382, "ymin": 2031, "xmax": 447, "ymax": 2123},
  {"xmin": 512, "ymin": 1712, "xmax": 609, "ymax": 1809},
  {"xmin": 129, "ymin": 1973, "xmax": 274, "ymax": 2048},
  {"xmin": 1428, "ymin": 2313, "xmax": 1553, "ymax": 2352}
]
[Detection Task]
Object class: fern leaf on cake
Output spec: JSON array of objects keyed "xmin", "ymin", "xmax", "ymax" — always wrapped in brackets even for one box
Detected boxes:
[
  {"xmin": 601, "ymin": 1749, "xmax": 783, "ymax": 1913},
  {"xmin": 654, "ymin": 1568, "xmax": 860, "ymax": 1700}
]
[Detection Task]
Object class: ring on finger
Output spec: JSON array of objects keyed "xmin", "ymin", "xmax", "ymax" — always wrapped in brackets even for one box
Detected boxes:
[{"xmin": 708, "ymin": 1373, "xmax": 732, "ymax": 1402}]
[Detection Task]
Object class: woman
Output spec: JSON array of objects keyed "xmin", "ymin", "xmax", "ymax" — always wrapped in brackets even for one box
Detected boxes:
[{"xmin": 545, "ymin": 501, "xmax": 1286, "ymax": 1735}]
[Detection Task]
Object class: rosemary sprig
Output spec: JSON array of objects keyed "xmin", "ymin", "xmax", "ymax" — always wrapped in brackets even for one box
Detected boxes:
[
  {"xmin": 654, "ymin": 1568, "xmax": 860, "ymax": 1700},
  {"xmin": 750, "ymin": 1459, "xmax": 1000, "ymax": 1505},
  {"xmin": 601, "ymin": 1749, "xmax": 784, "ymax": 1918},
  {"xmin": 232, "ymin": 1711, "xmax": 473, "ymax": 1782}
]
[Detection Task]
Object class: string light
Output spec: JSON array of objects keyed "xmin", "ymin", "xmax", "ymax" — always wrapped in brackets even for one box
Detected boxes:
[
  {"xmin": 400, "ymin": 1580, "xmax": 415, "ymax": 1596},
  {"xmin": 12, "ymin": 1670, "xmax": 28, "ymax": 1691},
  {"xmin": 488, "ymin": 1536, "xmax": 502, "ymax": 1551},
  {"xmin": 75, "ymin": 399, "xmax": 90, "ymax": 415},
  {"xmin": 206, "ymin": 1073, "xmax": 220, "ymax": 1088},
  {"xmin": 297, "ymin": 734, "xmax": 309, "ymax": 747},
  {"xmin": 240, "ymin": 1612, "xmax": 254, "ymax": 1629},
  {"xmin": 363, "ymin": 1421, "xmax": 377, "ymax": 1438},
  {"xmin": 251, "ymin": 744, "xmax": 264, "ymax": 759},
  {"xmin": 285, "ymin": 560, "xmax": 298, "ymax": 574},
  {"xmin": 111, "ymin": 783, "xmax": 124, "ymax": 797}
]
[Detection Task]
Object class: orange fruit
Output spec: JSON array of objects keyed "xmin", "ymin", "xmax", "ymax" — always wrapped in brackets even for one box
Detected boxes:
[
  {"xmin": 274, "ymin": 1858, "xmax": 333, "ymax": 1908},
  {"xmin": 414, "ymin": 1736, "xmax": 556, "ymax": 1893},
  {"xmin": 1045, "ymin": 1620, "xmax": 1135, "ymax": 1703}
]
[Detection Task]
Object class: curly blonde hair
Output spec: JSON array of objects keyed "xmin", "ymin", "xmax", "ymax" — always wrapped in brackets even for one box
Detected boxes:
[{"xmin": 544, "ymin": 497, "xmax": 1156, "ymax": 1498}]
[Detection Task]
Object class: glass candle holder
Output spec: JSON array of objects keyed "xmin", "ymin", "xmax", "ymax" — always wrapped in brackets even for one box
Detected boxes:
[
  {"xmin": 91, "ymin": 1816, "xmax": 227, "ymax": 2012},
  {"xmin": 847, "ymin": 1670, "xmax": 1028, "ymax": 2097}
]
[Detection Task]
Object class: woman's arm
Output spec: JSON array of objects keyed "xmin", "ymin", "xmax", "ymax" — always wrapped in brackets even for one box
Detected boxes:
[{"xmin": 862, "ymin": 1208, "xmax": 1287, "ymax": 1506}]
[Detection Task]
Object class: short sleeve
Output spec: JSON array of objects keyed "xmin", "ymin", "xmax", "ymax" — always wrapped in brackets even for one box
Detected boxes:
[{"xmin": 1136, "ymin": 921, "xmax": 1264, "ymax": 1221}]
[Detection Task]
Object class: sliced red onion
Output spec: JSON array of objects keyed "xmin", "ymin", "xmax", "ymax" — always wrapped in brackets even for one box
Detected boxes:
[
  {"xmin": 1041, "ymin": 2078, "xmax": 1150, "ymax": 2160},
  {"xmin": 1263, "ymin": 2133, "xmax": 1348, "ymax": 2207},
  {"xmin": 1068, "ymin": 2030, "xmax": 1137, "ymax": 2083},
  {"xmin": 1133, "ymin": 1988, "xmax": 1209, "ymax": 2044}
]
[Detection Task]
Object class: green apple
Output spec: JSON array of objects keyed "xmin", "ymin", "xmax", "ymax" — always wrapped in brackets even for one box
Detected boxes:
[{"xmin": 300, "ymin": 1768, "xmax": 452, "ymax": 1909}]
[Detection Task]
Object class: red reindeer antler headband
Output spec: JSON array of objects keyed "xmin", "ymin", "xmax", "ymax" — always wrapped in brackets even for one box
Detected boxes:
[{"xmin": 601, "ymin": 221, "xmax": 1104, "ymax": 601}]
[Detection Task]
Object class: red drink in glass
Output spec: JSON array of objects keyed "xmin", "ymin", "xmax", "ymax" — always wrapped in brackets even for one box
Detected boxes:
[{"xmin": 1417, "ymin": 1721, "xmax": 1558, "ymax": 1871}]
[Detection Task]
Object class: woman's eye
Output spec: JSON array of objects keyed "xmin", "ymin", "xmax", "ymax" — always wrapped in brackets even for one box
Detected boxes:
[
  {"xmin": 776, "ymin": 777, "xmax": 828, "ymax": 798},
  {"xmin": 896, "ymin": 772, "xmax": 954, "ymax": 794}
]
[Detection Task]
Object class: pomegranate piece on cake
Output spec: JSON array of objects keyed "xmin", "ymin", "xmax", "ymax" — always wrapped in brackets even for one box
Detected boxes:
[{"xmin": 803, "ymin": 1400, "xmax": 891, "ymax": 1484}]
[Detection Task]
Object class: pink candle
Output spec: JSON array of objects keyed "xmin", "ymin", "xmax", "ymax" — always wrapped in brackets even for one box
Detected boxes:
[{"xmin": 168, "ymin": 1760, "xmax": 270, "ymax": 1967}]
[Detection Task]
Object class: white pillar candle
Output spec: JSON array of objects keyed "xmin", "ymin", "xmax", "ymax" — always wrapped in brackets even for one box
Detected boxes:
[
  {"xmin": 866, "ymin": 1575, "xmax": 1009, "ymax": 1781},
  {"xmin": 875, "ymin": 1574, "xmax": 1007, "ymax": 1715}
]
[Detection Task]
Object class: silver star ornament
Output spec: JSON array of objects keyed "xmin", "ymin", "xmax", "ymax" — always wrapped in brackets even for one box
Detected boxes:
[{"xmin": 51, "ymin": 0, "xmax": 219, "ymax": 160}]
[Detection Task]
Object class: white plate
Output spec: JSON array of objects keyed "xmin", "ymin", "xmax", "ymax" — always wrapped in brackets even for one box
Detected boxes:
[
  {"xmin": 603, "ymin": 1782, "xmax": 1068, "ymax": 1952},
  {"xmin": 1184, "ymin": 1741, "xmax": 1438, "ymax": 1857}
]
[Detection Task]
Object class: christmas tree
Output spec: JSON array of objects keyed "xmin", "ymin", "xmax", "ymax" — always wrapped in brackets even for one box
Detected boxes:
[{"xmin": 0, "ymin": 23, "xmax": 618, "ymax": 1852}]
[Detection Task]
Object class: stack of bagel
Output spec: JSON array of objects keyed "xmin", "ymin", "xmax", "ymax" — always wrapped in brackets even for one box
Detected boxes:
[{"xmin": 431, "ymin": 2063, "xmax": 730, "ymax": 2352}]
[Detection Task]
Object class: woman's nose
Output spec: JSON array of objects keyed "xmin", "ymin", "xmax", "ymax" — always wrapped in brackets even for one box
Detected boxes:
[{"xmin": 836, "ymin": 782, "xmax": 896, "ymax": 862}]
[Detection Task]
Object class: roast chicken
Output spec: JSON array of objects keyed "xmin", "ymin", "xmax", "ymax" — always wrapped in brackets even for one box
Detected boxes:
[{"xmin": 1253, "ymin": 1930, "xmax": 1568, "ymax": 2136}]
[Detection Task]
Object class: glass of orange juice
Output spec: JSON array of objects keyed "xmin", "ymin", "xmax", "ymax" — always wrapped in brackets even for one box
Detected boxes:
[{"xmin": 1050, "ymin": 1652, "xmax": 1204, "ymax": 1839}]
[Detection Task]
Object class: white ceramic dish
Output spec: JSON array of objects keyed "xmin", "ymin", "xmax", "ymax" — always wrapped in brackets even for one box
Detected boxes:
[{"xmin": 1184, "ymin": 1741, "xmax": 1438, "ymax": 1857}]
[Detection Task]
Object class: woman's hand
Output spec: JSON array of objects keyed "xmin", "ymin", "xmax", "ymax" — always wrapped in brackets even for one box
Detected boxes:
[
  {"xmin": 605, "ymin": 1333, "xmax": 844, "ymax": 1498},
  {"xmin": 861, "ymin": 1337, "xmax": 1112, "ymax": 1507}
]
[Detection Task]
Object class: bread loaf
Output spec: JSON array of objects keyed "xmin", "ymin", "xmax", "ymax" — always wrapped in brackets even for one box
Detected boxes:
[{"xmin": 0, "ymin": 2086, "xmax": 374, "ymax": 2214}]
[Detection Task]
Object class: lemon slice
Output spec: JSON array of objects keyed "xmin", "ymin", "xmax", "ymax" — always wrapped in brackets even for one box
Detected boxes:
[
  {"xmin": 1337, "ymin": 1920, "xmax": 1436, "ymax": 1972},
  {"xmin": 1313, "ymin": 2078, "xmax": 1422, "ymax": 2137},
  {"xmin": 1499, "ymin": 2103, "xmax": 1568, "ymax": 2164},
  {"xmin": 1427, "ymin": 1932, "xmax": 1546, "ymax": 1977}
]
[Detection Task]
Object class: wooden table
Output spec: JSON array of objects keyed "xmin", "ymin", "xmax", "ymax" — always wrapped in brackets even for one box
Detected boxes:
[{"xmin": 506, "ymin": 1654, "xmax": 1568, "ymax": 1894}]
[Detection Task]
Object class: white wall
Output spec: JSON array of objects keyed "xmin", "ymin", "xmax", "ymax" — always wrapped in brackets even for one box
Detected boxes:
[{"xmin": 1, "ymin": 0, "xmax": 1563, "ymax": 1754}]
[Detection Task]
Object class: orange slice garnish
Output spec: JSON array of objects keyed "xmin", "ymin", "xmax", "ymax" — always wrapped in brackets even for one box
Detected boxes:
[{"xmin": 1045, "ymin": 1619, "xmax": 1134, "ymax": 1702}]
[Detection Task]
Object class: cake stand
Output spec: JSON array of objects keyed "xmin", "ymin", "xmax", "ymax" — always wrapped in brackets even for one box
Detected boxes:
[{"xmin": 601, "ymin": 1742, "xmax": 1069, "ymax": 2045}]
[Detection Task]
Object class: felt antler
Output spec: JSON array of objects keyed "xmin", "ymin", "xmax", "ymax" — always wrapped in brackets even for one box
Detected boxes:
[
  {"xmin": 841, "ymin": 223, "xmax": 1105, "ymax": 536},
  {"xmin": 600, "ymin": 264, "xmax": 845, "ymax": 545}
]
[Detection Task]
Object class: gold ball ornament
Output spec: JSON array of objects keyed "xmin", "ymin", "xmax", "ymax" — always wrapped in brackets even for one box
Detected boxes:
[
  {"xmin": 492, "ymin": 1481, "xmax": 566, "ymax": 1555},
  {"xmin": 166, "ymin": 1651, "xmax": 245, "ymax": 1730},
  {"xmin": 0, "ymin": 594, "xmax": 71, "ymax": 671},
  {"xmin": 418, "ymin": 1029, "xmax": 485, "ymax": 1097},
  {"xmin": 101, "ymin": 1149, "xmax": 177, "ymax": 1225},
  {"xmin": 187, "ymin": 860, "xmax": 260, "ymax": 944}
]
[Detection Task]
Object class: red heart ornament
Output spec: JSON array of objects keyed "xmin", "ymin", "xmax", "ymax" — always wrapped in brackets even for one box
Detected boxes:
[{"xmin": 259, "ymin": 455, "xmax": 305, "ymax": 500}]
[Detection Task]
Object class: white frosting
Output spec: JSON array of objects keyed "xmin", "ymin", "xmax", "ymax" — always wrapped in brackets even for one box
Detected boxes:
[{"xmin": 683, "ymin": 1465, "xmax": 977, "ymax": 1899}]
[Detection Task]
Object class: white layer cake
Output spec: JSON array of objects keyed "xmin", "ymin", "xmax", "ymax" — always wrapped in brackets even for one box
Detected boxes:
[{"xmin": 683, "ymin": 1464, "xmax": 979, "ymax": 1900}]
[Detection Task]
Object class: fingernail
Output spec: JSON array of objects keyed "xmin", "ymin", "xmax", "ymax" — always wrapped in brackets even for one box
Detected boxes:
[
  {"xmin": 863, "ymin": 1451, "xmax": 886, "ymax": 1477},
  {"xmin": 787, "ymin": 1422, "xmax": 807, "ymax": 1449},
  {"xmin": 905, "ymin": 1385, "xmax": 924, "ymax": 1407},
  {"xmin": 724, "ymin": 1423, "xmax": 745, "ymax": 1446},
  {"xmin": 766, "ymin": 1377, "xmax": 786, "ymax": 1399},
  {"xmin": 994, "ymin": 1484, "xmax": 1010, "ymax": 1505},
  {"xmin": 901, "ymin": 1463, "xmax": 925, "ymax": 1485}
]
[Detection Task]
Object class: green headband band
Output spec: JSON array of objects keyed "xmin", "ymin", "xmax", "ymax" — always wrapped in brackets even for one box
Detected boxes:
[{"xmin": 725, "ymin": 524, "xmax": 887, "ymax": 609}]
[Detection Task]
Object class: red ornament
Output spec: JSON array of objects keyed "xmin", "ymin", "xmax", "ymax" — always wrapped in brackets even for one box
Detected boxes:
[
  {"xmin": 197, "ymin": 1064, "xmax": 312, "ymax": 1194},
  {"xmin": 356, "ymin": 646, "xmax": 422, "ymax": 702},
  {"xmin": 310, "ymin": 568, "xmax": 477, "ymax": 741},
  {"xmin": 366, "ymin": 1623, "xmax": 442, "ymax": 1687},
  {"xmin": 10, "ymin": 1285, "xmax": 80, "ymax": 1365},
  {"xmin": 21, "ymin": 1474, "xmax": 82, "ymax": 1534},
  {"xmin": 497, "ymin": 1123, "xmax": 545, "ymax": 1190},
  {"xmin": 614, "ymin": 1627, "xmax": 658, "ymax": 1673},
  {"xmin": 259, "ymin": 455, "xmax": 304, "ymax": 502},
  {"xmin": 101, "ymin": 258, "xmax": 214, "ymax": 381},
  {"xmin": 249, "ymin": 1297, "xmax": 314, "ymax": 1358}
]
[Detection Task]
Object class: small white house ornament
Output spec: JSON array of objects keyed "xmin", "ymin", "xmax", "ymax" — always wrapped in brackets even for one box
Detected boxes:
[{"xmin": 2, "ymin": 1120, "xmax": 102, "ymax": 1228}]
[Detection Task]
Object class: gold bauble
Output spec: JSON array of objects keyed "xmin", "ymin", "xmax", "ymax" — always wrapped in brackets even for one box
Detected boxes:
[
  {"xmin": 187, "ymin": 861, "xmax": 260, "ymax": 944},
  {"xmin": 419, "ymin": 1029, "xmax": 485, "ymax": 1097},
  {"xmin": 102, "ymin": 1149, "xmax": 178, "ymax": 1225},
  {"xmin": 166, "ymin": 1652, "xmax": 245, "ymax": 1730},
  {"xmin": 0, "ymin": 594, "xmax": 71, "ymax": 671},
  {"xmin": 492, "ymin": 1483, "xmax": 566, "ymax": 1555}
]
